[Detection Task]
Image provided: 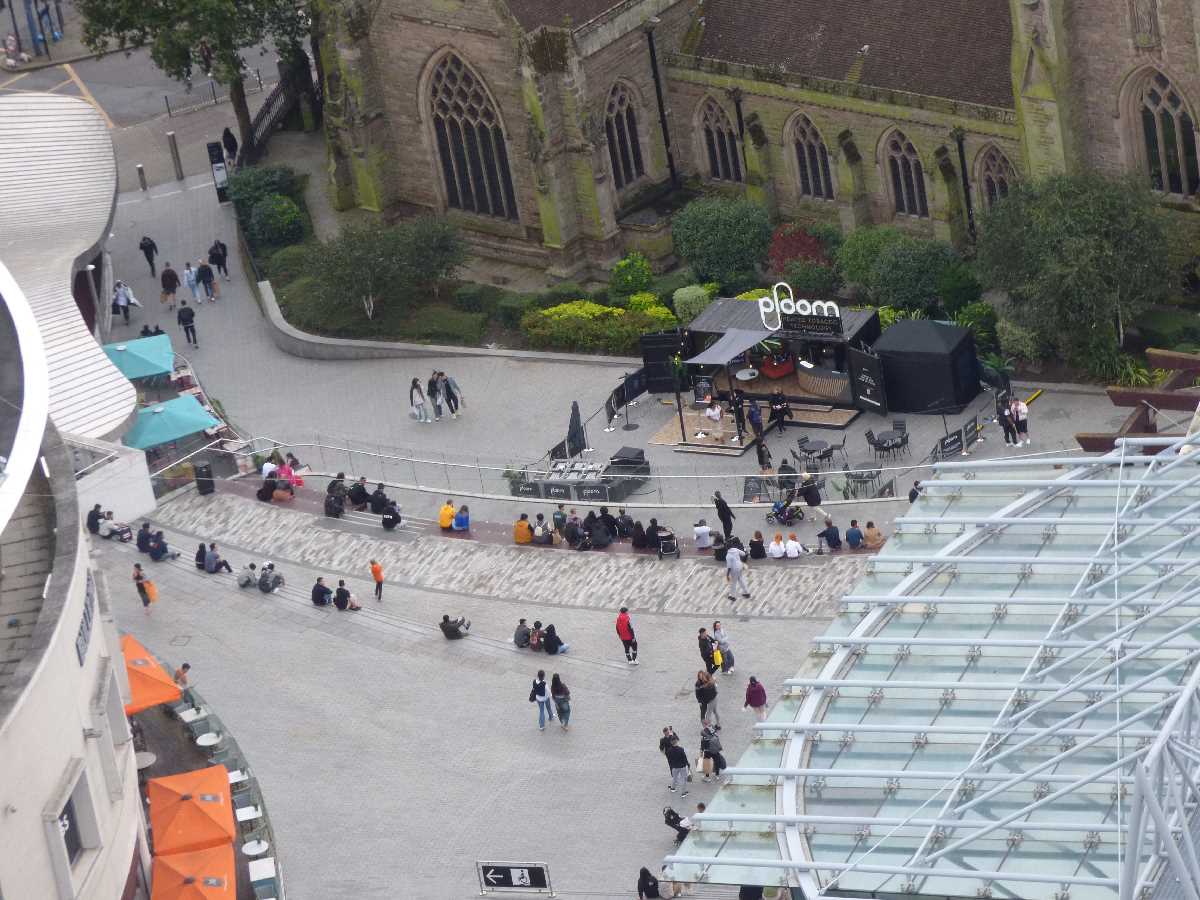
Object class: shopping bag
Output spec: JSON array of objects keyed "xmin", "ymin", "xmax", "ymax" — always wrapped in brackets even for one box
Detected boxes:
[
  {"xmin": 144, "ymin": 580, "xmax": 159, "ymax": 603},
  {"xmin": 712, "ymin": 648, "xmax": 723, "ymax": 668}
]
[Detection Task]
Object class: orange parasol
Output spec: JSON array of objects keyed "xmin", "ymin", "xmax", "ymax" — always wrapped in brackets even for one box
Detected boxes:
[
  {"xmin": 148, "ymin": 765, "xmax": 236, "ymax": 855},
  {"xmin": 150, "ymin": 844, "xmax": 235, "ymax": 899},
  {"xmin": 121, "ymin": 633, "xmax": 182, "ymax": 715}
]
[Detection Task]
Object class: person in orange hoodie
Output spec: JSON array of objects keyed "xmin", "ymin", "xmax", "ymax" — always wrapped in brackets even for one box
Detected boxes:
[
  {"xmin": 369, "ymin": 559, "xmax": 384, "ymax": 601},
  {"xmin": 513, "ymin": 513, "xmax": 534, "ymax": 544},
  {"xmin": 438, "ymin": 499, "xmax": 455, "ymax": 530}
]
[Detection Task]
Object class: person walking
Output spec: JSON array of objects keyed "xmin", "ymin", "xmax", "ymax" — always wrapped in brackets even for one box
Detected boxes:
[
  {"xmin": 133, "ymin": 562, "xmax": 152, "ymax": 614},
  {"xmin": 196, "ymin": 260, "xmax": 215, "ymax": 301},
  {"xmin": 744, "ymin": 675, "xmax": 769, "ymax": 721},
  {"xmin": 409, "ymin": 377, "xmax": 431, "ymax": 423},
  {"xmin": 530, "ymin": 669, "xmax": 554, "ymax": 730},
  {"xmin": 698, "ymin": 627, "xmax": 718, "ymax": 675},
  {"xmin": 659, "ymin": 725, "xmax": 678, "ymax": 756},
  {"xmin": 755, "ymin": 439, "xmax": 772, "ymax": 473},
  {"xmin": 725, "ymin": 539, "xmax": 750, "ymax": 603},
  {"xmin": 665, "ymin": 736, "xmax": 690, "ymax": 796},
  {"xmin": 748, "ymin": 399, "xmax": 764, "ymax": 441},
  {"xmin": 616, "ymin": 606, "xmax": 639, "ymax": 664},
  {"xmin": 550, "ymin": 673, "xmax": 571, "ymax": 730},
  {"xmin": 695, "ymin": 670, "xmax": 720, "ymax": 729},
  {"xmin": 112, "ymin": 280, "xmax": 133, "ymax": 325},
  {"xmin": 713, "ymin": 620, "xmax": 735, "ymax": 674},
  {"xmin": 160, "ymin": 261, "xmax": 180, "ymax": 311},
  {"xmin": 999, "ymin": 395, "xmax": 1019, "ymax": 446},
  {"xmin": 1011, "ymin": 396, "xmax": 1031, "ymax": 446},
  {"xmin": 713, "ymin": 491, "xmax": 735, "ymax": 540},
  {"xmin": 209, "ymin": 239, "xmax": 230, "ymax": 281},
  {"xmin": 427, "ymin": 371, "xmax": 444, "ymax": 421},
  {"xmin": 139, "ymin": 235, "xmax": 158, "ymax": 276},
  {"xmin": 177, "ymin": 300, "xmax": 198, "ymax": 347},
  {"xmin": 182, "ymin": 262, "xmax": 200, "ymax": 301},
  {"xmin": 370, "ymin": 559, "xmax": 384, "ymax": 601},
  {"xmin": 700, "ymin": 724, "xmax": 726, "ymax": 783},
  {"xmin": 222, "ymin": 127, "xmax": 239, "ymax": 167},
  {"xmin": 439, "ymin": 371, "xmax": 463, "ymax": 419},
  {"xmin": 637, "ymin": 867, "xmax": 662, "ymax": 899}
]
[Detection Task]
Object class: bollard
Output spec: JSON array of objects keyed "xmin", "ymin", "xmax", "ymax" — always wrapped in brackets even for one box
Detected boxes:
[
  {"xmin": 136, "ymin": 164, "xmax": 147, "ymax": 191},
  {"xmin": 167, "ymin": 131, "xmax": 184, "ymax": 181}
]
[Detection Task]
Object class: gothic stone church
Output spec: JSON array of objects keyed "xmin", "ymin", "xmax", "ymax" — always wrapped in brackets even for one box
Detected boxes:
[{"xmin": 317, "ymin": 0, "xmax": 1199, "ymax": 278}]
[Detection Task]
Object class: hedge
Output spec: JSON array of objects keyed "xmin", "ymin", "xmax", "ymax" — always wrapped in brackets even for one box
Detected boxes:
[
  {"xmin": 650, "ymin": 267, "xmax": 695, "ymax": 308},
  {"xmin": 228, "ymin": 165, "xmax": 301, "ymax": 219},
  {"xmin": 496, "ymin": 292, "xmax": 538, "ymax": 329},
  {"xmin": 405, "ymin": 304, "xmax": 487, "ymax": 344},
  {"xmin": 247, "ymin": 194, "xmax": 304, "ymax": 247},
  {"xmin": 454, "ymin": 283, "xmax": 503, "ymax": 315},
  {"xmin": 673, "ymin": 285, "xmax": 712, "ymax": 324},
  {"xmin": 609, "ymin": 252, "xmax": 654, "ymax": 297},
  {"xmin": 520, "ymin": 300, "xmax": 672, "ymax": 354},
  {"xmin": 266, "ymin": 244, "xmax": 312, "ymax": 286}
]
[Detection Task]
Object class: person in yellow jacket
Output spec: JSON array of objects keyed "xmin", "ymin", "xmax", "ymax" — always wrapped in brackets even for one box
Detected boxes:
[
  {"xmin": 513, "ymin": 513, "xmax": 534, "ymax": 544},
  {"xmin": 438, "ymin": 499, "xmax": 455, "ymax": 530}
]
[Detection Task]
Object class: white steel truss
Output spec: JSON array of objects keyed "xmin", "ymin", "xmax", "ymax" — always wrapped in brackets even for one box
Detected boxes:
[{"xmin": 664, "ymin": 428, "xmax": 1200, "ymax": 900}]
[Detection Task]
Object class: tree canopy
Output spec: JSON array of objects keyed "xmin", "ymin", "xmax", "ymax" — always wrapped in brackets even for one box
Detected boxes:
[
  {"xmin": 975, "ymin": 172, "xmax": 1170, "ymax": 349},
  {"xmin": 671, "ymin": 197, "xmax": 772, "ymax": 289}
]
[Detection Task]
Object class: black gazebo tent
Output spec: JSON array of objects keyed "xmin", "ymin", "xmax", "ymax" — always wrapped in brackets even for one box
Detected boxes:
[{"xmin": 872, "ymin": 320, "xmax": 979, "ymax": 413}]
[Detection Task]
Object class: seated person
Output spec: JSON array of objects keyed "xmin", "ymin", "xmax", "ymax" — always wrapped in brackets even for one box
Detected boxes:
[
  {"xmin": 693, "ymin": 519, "xmax": 714, "ymax": 550},
  {"xmin": 513, "ymin": 513, "xmax": 534, "ymax": 544},
  {"xmin": 98, "ymin": 512, "xmax": 133, "ymax": 541},
  {"xmin": 204, "ymin": 543, "xmax": 233, "ymax": 573},
  {"xmin": 347, "ymin": 477, "xmax": 370, "ymax": 511},
  {"xmin": 452, "ymin": 505, "xmax": 470, "ymax": 531},
  {"xmin": 541, "ymin": 624, "xmax": 569, "ymax": 655},
  {"xmin": 237, "ymin": 562, "xmax": 258, "ymax": 588},
  {"xmin": 439, "ymin": 499, "xmax": 456, "ymax": 530},
  {"xmin": 256, "ymin": 477, "xmax": 277, "ymax": 502},
  {"xmin": 712, "ymin": 532, "xmax": 728, "ymax": 562},
  {"xmin": 748, "ymin": 530, "xmax": 766, "ymax": 559},
  {"xmin": 311, "ymin": 577, "xmax": 333, "ymax": 606},
  {"xmin": 598, "ymin": 506, "xmax": 619, "ymax": 538},
  {"xmin": 285, "ymin": 452, "xmax": 303, "ymax": 472},
  {"xmin": 333, "ymin": 579, "xmax": 361, "ymax": 610},
  {"xmin": 767, "ymin": 533, "xmax": 786, "ymax": 558},
  {"xmin": 369, "ymin": 483, "xmax": 391, "ymax": 514},
  {"xmin": 324, "ymin": 491, "xmax": 344, "ymax": 518},
  {"xmin": 86, "ymin": 503, "xmax": 103, "ymax": 534},
  {"xmin": 513, "ymin": 618, "xmax": 531, "ymax": 648},
  {"xmin": 777, "ymin": 460, "xmax": 798, "ymax": 492},
  {"xmin": 258, "ymin": 563, "xmax": 284, "ymax": 593},
  {"xmin": 563, "ymin": 518, "xmax": 583, "ymax": 548},
  {"xmin": 846, "ymin": 519, "xmax": 865, "ymax": 550},
  {"xmin": 136, "ymin": 522, "xmax": 153, "ymax": 552},
  {"xmin": 532, "ymin": 513, "xmax": 554, "ymax": 545},
  {"xmin": 816, "ymin": 518, "xmax": 842, "ymax": 550},
  {"xmin": 327, "ymin": 473, "xmax": 348, "ymax": 499},
  {"xmin": 440, "ymin": 614, "xmax": 470, "ymax": 639},
  {"xmin": 148, "ymin": 531, "xmax": 178, "ymax": 561},
  {"xmin": 703, "ymin": 398, "xmax": 723, "ymax": 425},
  {"xmin": 616, "ymin": 508, "xmax": 635, "ymax": 538},
  {"xmin": 261, "ymin": 456, "xmax": 278, "ymax": 478},
  {"xmin": 631, "ymin": 521, "xmax": 649, "ymax": 549},
  {"xmin": 589, "ymin": 517, "xmax": 612, "ymax": 549},
  {"xmin": 275, "ymin": 461, "xmax": 296, "ymax": 486},
  {"xmin": 785, "ymin": 532, "xmax": 808, "ymax": 557},
  {"xmin": 645, "ymin": 518, "xmax": 674, "ymax": 549},
  {"xmin": 194, "ymin": 542, "xmax": 208, "ymax": 570},
  {"xmin": 864, "ymin": 521, "xmax": 885, "ymax": 549},
  {"xmin": 381, "ymin": 501, "xmax": 402, "ymax": 530},
  {"xmin": 272, "ymin": 480, "xmax": 295, "ymax": 503}
]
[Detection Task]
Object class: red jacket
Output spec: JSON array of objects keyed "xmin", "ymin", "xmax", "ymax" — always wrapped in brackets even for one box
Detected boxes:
[{"xmin": 615, "ymin": 611, "xmax": 634, "ymax": 641}]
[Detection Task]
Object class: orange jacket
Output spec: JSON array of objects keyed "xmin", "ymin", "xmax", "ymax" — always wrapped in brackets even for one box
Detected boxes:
[
  {"xmin": 370, "ymin": 563, "xmax": 383, "ymax": 583},
  {"xmin": 513, "ymin": 519, "xmax": 533, "ymax": 544},
  {"xmin": 438, "ymin": 504, "xmax": 455, "ymax": 528}
]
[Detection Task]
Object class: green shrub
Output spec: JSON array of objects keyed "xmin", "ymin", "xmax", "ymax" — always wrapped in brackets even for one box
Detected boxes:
[
  {"xmin": 405, "ymin": 304, "xmax": 487, "ymax": 344},
  {"xmin": 702, "ymin": 282, "xmax": 720, "ymax": 298},
  {"xmin": 496, "ymin": 292, "xmax": 538, "ymax": 329},
  {"xmin": 521, "ymin": 301, "xmax": 625, "ymax": 352},
  {"xmin": 649, "ymin": 267, "xmax": 695, "ymax": 308},
  {"xmin": 671, "ymin": 196, "xmax": 772, "ymax": 287},
  {"xmin": 673, "ymin": 285, "xmax": 713, "ymax": 324},
  {"xmin": 1137, "ymin": 308, "xmax": 1200, "ymax": 349},
  {"xmin": 809, "ymin": 222, "xmax": 844, "ymax": 258},
  {"xmin": 735, "ymin": 288, "xmax": 770, "ymax": 301},
  {"xmin": 610, "ymin": 252, "xmax": 654, "ymax": 297},
  {"xmin": 247, "ymin": 193, "xmax": 304, "ymax": 247},
  {"xmin": 229, "ymin": 165, "xmax": 300, "ymax": 219},
  {"xmin": 877, "ymin": 306, "xmax": 927, "ymax": 330},
  {"xmin": 954, "ymin": 301, "xmax": 999, "ymax": 355},
  {"xmin": 639, "ymin": 305, "xmax": 678, "ymax": 329},
  {"xmin": 937, "ymin": 260, "xmax": 983, "ymax": 314},
  {"xmin": 266, "ymin": 243, "xmax": 312, "ymax": 286},
  {"xmin": 277, "ymin": 275, "xmax": 369, "ymax": 335},
  {"xmin": 1116, "ymin": 355, "xmax": 1154, "ymax": 387},
  {"xmin": 627, "ymin": 291, "xmax": 661, "ymax": 312},
  {"xmin": 783, "ymin": 260, "xmax": 842, "ymax": 298},
  {"xmin": 454, "ymin": 283, "xmax": 503, "ymax": 315},
  {"xmin": 866, "ymin": 238, "xmax": 959, "ymax": 313},
  {"xmin": 835, "ymin": 226, "xmax": 907, "ymax": 286},
  {"xmin": 997, "ymin": 316, "xmax": 1048, "ymax": 361}
]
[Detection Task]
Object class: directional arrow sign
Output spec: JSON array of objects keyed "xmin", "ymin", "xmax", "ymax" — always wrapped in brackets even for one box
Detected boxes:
[{"xmin": 476, "ymin": 861, "xmax": 551, "ymax": 894}]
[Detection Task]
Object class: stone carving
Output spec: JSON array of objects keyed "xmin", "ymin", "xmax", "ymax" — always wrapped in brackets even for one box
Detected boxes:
[
  {"xmin": 1131, "ymin": 0, "xmax": 1160, "ymax": 47},
  {"xmin": 527, "ymin": 120, "xmax": 548, "ymax": 192}
]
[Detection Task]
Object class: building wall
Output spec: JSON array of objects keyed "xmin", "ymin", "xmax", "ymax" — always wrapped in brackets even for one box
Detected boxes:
[
  {"xmin": 70, "ymin": 436, "xmax": 157, "ymax": 527},
  {"xmin": 0, "ymin": 438, "xmax": 145, "ymax": 900}
]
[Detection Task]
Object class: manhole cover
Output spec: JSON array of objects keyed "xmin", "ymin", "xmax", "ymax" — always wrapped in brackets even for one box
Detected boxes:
[{"xmin": 169, "ymin": 635, "xmax": 191, "ymax": 646}]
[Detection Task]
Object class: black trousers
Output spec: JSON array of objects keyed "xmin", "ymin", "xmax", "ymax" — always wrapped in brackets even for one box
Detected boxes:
[
  {"xmin": 374, "ymin": 581, "xmax": 383, "ymax": 600},
  {"xmin": 445, "ymin": 391, "xmax": 459, "ymax": 414},
  {"xmin": 119, "ymin": 305, "xmax": 129, "ymax": 324},
  {"xmin": 621, "ymin": 637, "xmax": 638, "ymax": 660},
  {"xmin": 183, "ymin": 324, "xmax": 196, "ymax": 345},
  {"xmin": 719, "ymin": 516, "xmax": 733, "ymax": 539},
  {"xmin": 215, "ymin": 259, "xmax": 228, "ymax": 277},
  {"xmin": 144, "ymin": 253, "xmax": 156, "ymax": 276},
  {"xmin": 1001, "ymin": 418, "xmax": 1018, "ymax": 444}
]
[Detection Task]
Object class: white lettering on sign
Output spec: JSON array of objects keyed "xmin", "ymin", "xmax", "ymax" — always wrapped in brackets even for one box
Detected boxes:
[{"xmin": 757, "ymin": 282, "xmax": 841, "ymax": 331}]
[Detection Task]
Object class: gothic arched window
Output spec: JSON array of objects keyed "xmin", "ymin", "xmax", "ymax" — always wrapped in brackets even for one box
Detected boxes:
[
  {"xmin": 700, "ymin": 98, "xmax": 742, "ymax": 182},
  {"xmin": 792, "ymin": 114, "xmax": 834, "ymax": 199},
  {"xmin": 886, "ymin": 131, "xmax": 929, "ymax": 218},
  {"xmin": 1138, "ymin": 71, "xmax": 1199, "ymax": 196},
  {"xmin": 606, "ymin": 83, "xmax": 645, "ymax": 191},
  {"xmin": 979, "ymin": 146, "xmax": 1016, "ymax": 210},
  {"xmin": 429, "ymin": 53, "xmax": 519, "ymax": 220}
]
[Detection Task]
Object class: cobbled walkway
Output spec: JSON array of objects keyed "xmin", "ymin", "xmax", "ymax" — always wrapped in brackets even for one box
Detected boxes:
[{"xmin": 152, "ymin": 488, "xmax": 868, "ymax": 619}]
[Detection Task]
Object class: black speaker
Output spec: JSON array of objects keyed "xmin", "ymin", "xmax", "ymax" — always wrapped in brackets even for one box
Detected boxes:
[{"xmin": 194, "ymin": 461, "xmax": 215, "ymax": 495}]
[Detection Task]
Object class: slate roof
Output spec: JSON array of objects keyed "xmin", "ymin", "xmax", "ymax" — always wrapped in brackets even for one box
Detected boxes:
[
  {"xmin": 695, "ymin": 0, "xmax": 1015, "ymax": 109},
  {"xmin": 504, "ymin": 0, "xmax": 625, "ymax": 31}
]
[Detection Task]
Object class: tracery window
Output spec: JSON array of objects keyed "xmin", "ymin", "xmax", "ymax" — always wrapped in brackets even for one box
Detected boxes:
[
  {"xmin": 979, "ymin": 146, "xmax": 1015, "ymax": 210},
  {"xmin": 700, "ymin": 98, "xmax": 742, "ymax": 182},
  {"xmin": 606, "ymin": 83, "xmax": 645, "ymax": 191},
  {"xmin": 792, "ymin": 114, "xmax": 834, "ymax": 199},
  {"xmin": 429, "ymin": 53, "xmax": 518, "ymax": 220},
  {"xmin": 1138, "ymin": 71, "xmax": 1199, "ymax": 197},
  {"xmin": 886, "ymin": 131, "xmax": 929, "ymax": 218}
]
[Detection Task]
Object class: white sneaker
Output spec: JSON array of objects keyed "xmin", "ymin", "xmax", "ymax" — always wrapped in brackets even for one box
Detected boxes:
[
  {"xmin": 1025, "ymin": 439, "xmax": 1031, "ymax": 446},
  {"xmin": 632, "ymin": 659, "xmax": 639, "ymax": 665}
]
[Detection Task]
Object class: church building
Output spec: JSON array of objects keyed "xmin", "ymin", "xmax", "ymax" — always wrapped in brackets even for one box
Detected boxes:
[{"xmin": 315, "ymin": 0, "xmax": 1195, "ymax": 278}]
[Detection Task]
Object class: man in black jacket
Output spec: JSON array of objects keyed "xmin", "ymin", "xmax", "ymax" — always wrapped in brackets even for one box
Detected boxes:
[
  {"xmin": 713, "ymin": 491, "xmax": 735, "ymax": 540},
  {"xmin": 347, "ymin": 476, "xmax": 370, "ymax": 511},
  {"xmin": 381, "ymin": 502, "xmax": 401, "ymax": 530},
  {"xmin": 311, "ymin": 577, "xmax": 332, "ymax": 606},
  {"xmin": 665, "ymin": 737, "xmax": 690, "ymax": 796},
  {"xmin": 139, "ymin": 235, "xmax": 158, "ymax": 276},
  {"xmin": 440, "ymin": 614, "xmax": 470, "ymax": 639},
  {"xmin": 369, "ymin": 483, "xmax": 391, "ymax": 513},
  {"xmin": 176, "ymin": 300, "xmax": 197, "ymax": 347}
]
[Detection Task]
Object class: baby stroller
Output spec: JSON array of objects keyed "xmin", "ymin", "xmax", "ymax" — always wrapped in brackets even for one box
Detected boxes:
[
  {"xmin": 657, "ymin": 529, "xmax": 681, "ymax": 560},
  {"xmin": 663, "ymin": 806, "xmax": 690, "ymax": 843},
  {"xmin": 766, "ymin": 493, "xmax": 804, "ymax": 526}
]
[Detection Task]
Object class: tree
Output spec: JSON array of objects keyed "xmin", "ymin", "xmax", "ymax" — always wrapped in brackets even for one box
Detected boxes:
[
  {"xmin": 401, "ymin": 216, "xmax": 467, "ymax": 298},
  {"xmin": 835, "ymin": 226, "xmax": 907, "ymax": 286},
  {"xmin": 866, "ymin": 238, "xmax": 960, "ymax": 314},
  {"xmin": 671, "ymin": 197, "xmax": 772, "ymax": 289},
  {"xmin": 77, "ymin": 0, "xmax": 308, "ymax": 152},
  {"xmin": 975, "ymin": 172, "xmax": 1170, "ymax": 349},
  {"xmin": 308, "ymin": 223, "xmax": 412, "ymax": 321}
]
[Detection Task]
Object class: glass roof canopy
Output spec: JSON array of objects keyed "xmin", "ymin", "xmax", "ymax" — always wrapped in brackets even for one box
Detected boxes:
[{"xmin": 666, "ymin": 436, "xmax": 1200, "ymax": 900}]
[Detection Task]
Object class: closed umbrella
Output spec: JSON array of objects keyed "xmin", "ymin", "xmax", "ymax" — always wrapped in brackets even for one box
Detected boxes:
[
  {"xmin": 102, "ymin": 334, "xmax": 174, "ymax": 380},
  {"xmin": 121, "ymin": 634, "xmax": 181, "ymax": 715},
  {"xmin": 147, "ymin": 765, "xmax": 236, "ymax": 855},
  {"xmin": 150, "ymin": 844, "xmax": 235, "ymax": 899},
  {"xmin": 566, "ymin": 400, "xmax": 586, "ymax": 458},
  {"xmin": 123, "ymin": 395, "xmax": 220, "ymax": 450}
]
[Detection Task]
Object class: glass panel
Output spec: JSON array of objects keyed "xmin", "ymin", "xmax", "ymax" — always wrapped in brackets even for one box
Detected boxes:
[
  {"xmin": 729, "ymin": 131, "xmax": 743, "ymax": 181},
  {"xmin": 479, "ymin": 126, "xmax": 506, "ymax": 218},
  {"xmin": 1161, "ymin": 108, "xmax": 1183, "ymax": 194},
  {"xmin": 717, "ymin": 129, "xmax": 733, "ymax": 181},
  {"xmin": 705, "ymin": 126, "xmax": 720, "ymax": 179},
  {"xmin": 819, "ymin": 143, "xmax": 833, "ymax": 198},
  {"xmin": 433, "ymin": 117, "xmax": 460, "ymax": 209},
  {"xmin": 463, "ymin": 122, "xmax": 492, "ymax": 215},
  {"xmin": 796, "ymin": 142, "xmax": 812, "ymax": 196},
  {"xmin": 615, "ymin": 110, "xmax": 634, "ymax": 185},
  {"xmin": 998, "ymin": 175, "xmax": 1008, "ymax": 199},
  {"xmin": 626, "ymin": 105, "xmax": 645, "ymax": 177},
  {"xmin": 1184, "ymin": 111, "xmax": 1199, "ymax": 193},
  {"xmin": 493, "ymin": 125, "xmax": 519, "ymax": 221},
  {"xmin": 985, "ymin": 174, "xmax": 997, "ymax": 208},
  {"xmin": 447, "ymin": 119, "xmax": 475, "ymax": 212},
  {"xmin": 901, "ymin": 156, "xmax": 917, "ymax": 214},
  {"xmin": 807, "ymin": 143, "xmax": 822, "ymax": 197},
  {"xmin": 914, "ymin": 160, "xmax": 929, "ymax": 216},
  {"xmin": 890, "ymin": 158, "xmax": 904, "ymax": 213},
  {"xmin": 1144, "ymin": 106, "xmax": 1164, "ymax": 190},
  {"xmin": 606, "ymin": 118, "xmax": 624, "ymax": 189}
]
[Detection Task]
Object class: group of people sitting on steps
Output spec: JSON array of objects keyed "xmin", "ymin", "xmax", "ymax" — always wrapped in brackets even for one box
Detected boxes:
[
  {"xmin": 511, "ymin": 618, "xmax": 570, "ymax": 654},
  {"xmin": 85, "ymin": 504, "xmax": 133, "ymax": 542},
  {"xmin": 513, "ymin": 504, "xmax": 667, "ymax": 552},
  {"xmin": 324, "ymin": 473, "xmax": 403, "ymax": 529}
]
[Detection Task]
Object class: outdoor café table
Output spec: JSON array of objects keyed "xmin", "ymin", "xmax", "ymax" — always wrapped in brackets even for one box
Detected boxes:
[
  {"xmin": 248, "ymin": 857, "xmax": 276, "ymax": 885},
  {"xmin": 735, "ymin": 368, "xmax": 758, "ymax": 382},
  {"xmin": 877, "ymin": 430, "xmax": 903, "ymax": 446},
  {"xmin": 803, "ymin": 439, "xmax": 829, "ymax": 453},
  {"xmin": 243, "ymin": 839, "xmax": 270, "ymax": 857},
  {"xmin": 178, "ymin": 706, "xmax": 208, "ymax": 724},
  {"xmin": 196, "ymin": 732, "xmax": 222, "ymax": 748},
  {"xmin": 236, "ymin": 804, "xmax": 263, "ymax": 823},
  {"xmin": 227, "ymin": 769, "xmax": 249, "ymax": 786}
]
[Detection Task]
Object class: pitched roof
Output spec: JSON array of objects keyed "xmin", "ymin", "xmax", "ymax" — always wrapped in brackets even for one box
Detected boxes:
[
  {"xmin": 696, "ymin": 0, "xmax": 1014, "ymax": 109},
  {"xmin": 504, "ymin": 0, "xmax": 624, "ymax": 31}
]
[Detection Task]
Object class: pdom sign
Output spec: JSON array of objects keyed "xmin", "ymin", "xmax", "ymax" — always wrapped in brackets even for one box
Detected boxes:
[{"xmin": 758, "ymin": 282, "xmax": 842, "ymax": 335}]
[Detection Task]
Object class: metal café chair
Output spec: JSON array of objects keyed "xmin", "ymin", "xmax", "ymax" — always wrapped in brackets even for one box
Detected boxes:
[
  {"xmin": 813, "ymin": 445, "xmax": 834, "ymax": 471},
  {"xmin": 833, "ymin": 434, "xmax": 849, "ymax": 468},
  {"xmin": 893, "ymin": 419, "xmax": 907, "ymax": 434},
  {"xmin": 864, "ymin": 429, "xmax": 883, "ymax": 462}
]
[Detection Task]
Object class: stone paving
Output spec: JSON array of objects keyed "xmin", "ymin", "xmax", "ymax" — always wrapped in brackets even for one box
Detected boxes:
[{"xmin": 151, "ymin": 487, "xmax": 867, "ymax": 619}]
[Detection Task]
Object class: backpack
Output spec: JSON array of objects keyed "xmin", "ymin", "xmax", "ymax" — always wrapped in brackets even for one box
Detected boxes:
[{"xmin": 529, "ymin": 629, "xmax": 543, "ymax": 651}]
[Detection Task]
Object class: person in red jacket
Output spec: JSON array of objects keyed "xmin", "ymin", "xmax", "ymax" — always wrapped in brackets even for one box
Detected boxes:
[
  {"xmin": 616, "ymin": 606, "xmax": 638, "ymax": 665},
  {"xmin": 744, "ymin": 675, "xmax": 769, "ymax": 721}
]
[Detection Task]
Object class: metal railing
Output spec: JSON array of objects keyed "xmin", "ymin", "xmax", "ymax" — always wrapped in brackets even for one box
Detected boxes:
[{"xmin": 163, "ymin": 69, "xmax": 266, "ymax": 117}]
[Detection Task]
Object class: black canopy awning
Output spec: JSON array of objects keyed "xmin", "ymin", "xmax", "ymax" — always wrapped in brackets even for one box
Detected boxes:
[{"xmin": 685, "ymin": 328, "xmax": 771, "ymax": 366}]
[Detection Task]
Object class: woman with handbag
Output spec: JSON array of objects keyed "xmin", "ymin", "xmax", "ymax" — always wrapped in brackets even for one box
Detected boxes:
[
  {"xmin": 530, "ymin": 670, "xmax": 553, "ymax": 730},
  {"xmin": 550, "ymin": 673, "xmax": 571, "ymax": 730},
  {"xmin": 713, "ymin": 621, "xmax": 735, "ymax": 675},
  {"xmin": 694, "ymin": 671, "xmax": 720, "ymax": 729}
]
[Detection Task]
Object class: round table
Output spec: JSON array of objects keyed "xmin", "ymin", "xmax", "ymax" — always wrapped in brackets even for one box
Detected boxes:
[
  {"xmin": 135, "ymin": 751, "xmax": 157, "ymax": 770},
  {"xmin": 802, "ymin": 439, "xmax": 830, "ymax": 455},
  {"xmin": 735, "ymin": 368, "xmax": 759, "ymax": 382},
  {"xmin": 878, "ymin": 430, "xmax": 903, "ymax": 445},
  {"xmin": 196, "ymin": 732, "xmax": 222, "ymax": 748},
  {"xmin": 242, "ymin": 839, "xmax": 270, "ymax": 857}
]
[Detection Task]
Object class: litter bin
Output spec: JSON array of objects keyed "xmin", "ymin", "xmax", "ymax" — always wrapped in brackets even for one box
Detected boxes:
[{"xmin": 194, "ymin": 460, "xmax": 215, "ymax": 495}]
